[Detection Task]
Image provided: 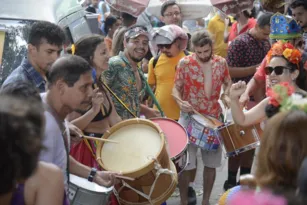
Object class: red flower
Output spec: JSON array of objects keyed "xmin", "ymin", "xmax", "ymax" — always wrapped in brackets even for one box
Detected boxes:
[
  {"xmin": 289, "ymin": 49, "xmax": 301, "ymax": 65},
  {"xmin": 266, "ymin": 88, "xmax": 280, "ymax": 107},
  {"xmin": 282, "ymin": 42, "xmax": 294, "ymax": 50},
  {"xmin": 266, "ymin": 82, "xmax": 295, "ymax": 107}
]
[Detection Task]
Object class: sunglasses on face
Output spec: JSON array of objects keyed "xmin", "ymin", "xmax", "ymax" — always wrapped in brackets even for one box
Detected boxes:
[
  {"xmin": 157, "ymin": 44, "xmax": 173, "ymax": 49},
  {"xmin": 265, "ymin": 66, "xmax": 290, "ymax": 75}
]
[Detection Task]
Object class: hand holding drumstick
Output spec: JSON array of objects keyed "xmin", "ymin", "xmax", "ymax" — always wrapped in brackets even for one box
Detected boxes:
[
  {"xmin": 172, "ymin": 94, "xmax": 217, "ymax": 126},
  {"xmin": 172, "ymin": 95, "xmax": 194, "ymax": 113}
]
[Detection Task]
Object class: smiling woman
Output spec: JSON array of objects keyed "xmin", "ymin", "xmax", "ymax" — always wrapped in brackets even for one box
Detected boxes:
[{"xmin": 229, "ymin": 41, "xmax": 307, "ymax": 127}]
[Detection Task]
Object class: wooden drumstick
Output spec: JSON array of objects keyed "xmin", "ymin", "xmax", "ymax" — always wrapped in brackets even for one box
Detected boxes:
[
  {"xmin": 94, "ymin": 84, "xmax": 106, "ymax": 116},
  {"xmin": 83, "ymin": 135, "xmax": 119, "ymax": 144},
  {"xmin": 172, "ymin": 94, "xmax": 216, "ymax": 125},
  {"xmin": 115, "ymin": 175, "xmax": 135, "ymax": 181}
]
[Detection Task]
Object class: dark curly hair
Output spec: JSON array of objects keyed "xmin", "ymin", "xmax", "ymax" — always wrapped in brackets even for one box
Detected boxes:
[
  {"xmin": 66, "ymin": 34, "xmax": 104, "ymax": 66},
  {"xmin": 28, "ymin": 21, "xmax": 65, "ymax": 47},
  {"xmin": 0, "ymin": 95, "xmax": 44, "ymax": 194}
]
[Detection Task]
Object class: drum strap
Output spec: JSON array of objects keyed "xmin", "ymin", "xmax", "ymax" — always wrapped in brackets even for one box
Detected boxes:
[{"xmin": 99, "ymin": 79, "xmax": 137, "ymax": 118}]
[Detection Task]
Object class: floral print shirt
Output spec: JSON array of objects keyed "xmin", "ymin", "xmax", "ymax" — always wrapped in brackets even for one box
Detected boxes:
[
  {"xmin": 102, "ymin": 51, "xmax": 145, "ymax": 120},
  {"xmin": 175, "ymin": 54, "xmax": 230, "ymax": 118},
  {"xmin": 226, "ymin": 32, "xmax": 271, "ymax": 83}
]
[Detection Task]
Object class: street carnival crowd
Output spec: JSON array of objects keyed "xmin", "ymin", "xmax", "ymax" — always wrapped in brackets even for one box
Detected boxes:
[{"xmin": 1, "ymin": 0, "xmax": 307, "ymax": 205}]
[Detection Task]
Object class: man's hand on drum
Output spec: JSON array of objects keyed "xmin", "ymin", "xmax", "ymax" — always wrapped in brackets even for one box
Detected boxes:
[
  {"xmin": 179, "ymin": 101, "xmax": 194, "ymax": 113},
  {"xmin": 94, "ymin": 171, "xmax": 121, "ymax": 187},
  {"xmin": 91, "ymin": 88, "xmax": 105, "ymax": 114},
  {"xmin": 144, "ymin": 107, "xmax": 161, "ymax": 118},
  {"xmin": 230, "ymin": 81, "xmax": 247, "ymax": 101}
]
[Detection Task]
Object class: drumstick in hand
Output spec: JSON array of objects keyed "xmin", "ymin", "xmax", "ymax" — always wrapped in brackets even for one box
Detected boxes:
[
  {"xmin": 94, "ymin": 84, "xmax": 106, "ymax": 116},
  {"xmin": 115, "ymin": 175, "xmax": 135, "ymax": 181},
  {"xmin": 83, "ymin": 135, "xmax": 119, "ymax": 144},
  {"xmin": 172, "ymin": 94, "xmax": 216, "ymax": 125}
]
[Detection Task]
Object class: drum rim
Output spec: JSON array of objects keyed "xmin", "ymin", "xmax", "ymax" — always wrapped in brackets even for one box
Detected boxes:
[
  {"xmin": 189, "ymin": 113, "xmax": 223, "ymax": 128},
  {"xmin": 96, "ymin": 118, "xmax": 166, "ymax": 177},
  {"xmin": 69, "ymin": 174, "xmax": 113, "ymax": 193},
  {"xmin": 150, "ymin": 117, "xmax": 189, "ymax": 159}
]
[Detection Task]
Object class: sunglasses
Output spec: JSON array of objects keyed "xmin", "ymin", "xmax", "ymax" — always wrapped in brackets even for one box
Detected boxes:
[
  {"xmin": 265, "ymin": 66, "xmax": 290, "ymax": 75},
  {"xmin": 157, "ymin": 44, "xmax": 173, "ymax": 49}
]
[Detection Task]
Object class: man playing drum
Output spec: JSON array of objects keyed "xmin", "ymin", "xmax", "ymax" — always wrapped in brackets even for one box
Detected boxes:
[{"xmin": 172, "ymin": 30, "xmax": 231, "ymax": 205}]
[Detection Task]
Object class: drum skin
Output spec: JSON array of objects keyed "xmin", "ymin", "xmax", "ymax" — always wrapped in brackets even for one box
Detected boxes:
[
  {"xmin": 150, "ymin": 117, "xmax": 189, "ymax": 174},
  {"xmin": 96, "ymin": 119, "xmax": 178, "ymax": 205}
]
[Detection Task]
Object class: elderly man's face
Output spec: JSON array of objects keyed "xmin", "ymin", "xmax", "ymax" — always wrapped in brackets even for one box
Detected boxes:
[{"xmin": 161, "ymin": 4, "xmax": 182, "ymax": 26}]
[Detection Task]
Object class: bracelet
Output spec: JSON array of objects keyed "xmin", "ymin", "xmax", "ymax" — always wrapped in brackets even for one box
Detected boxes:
[{"xmin": 88, "ymin": 167, "xmax": 97, "ymax": 182}]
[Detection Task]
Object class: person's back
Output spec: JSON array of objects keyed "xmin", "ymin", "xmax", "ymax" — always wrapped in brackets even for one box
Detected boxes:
[{"xmin": 0, "ymin": 94, "xmax": 65, "ymax": 205}]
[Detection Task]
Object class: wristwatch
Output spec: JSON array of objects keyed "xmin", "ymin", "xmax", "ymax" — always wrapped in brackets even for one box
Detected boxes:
[{"xmin": 88, "ymin": 168, "xmax": 97, "ymax": 182}]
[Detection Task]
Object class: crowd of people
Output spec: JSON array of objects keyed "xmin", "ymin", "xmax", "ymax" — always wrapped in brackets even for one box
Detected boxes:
[{"xmin": 1, "ymin": 0, "xmax": 307, "ymax": 205}]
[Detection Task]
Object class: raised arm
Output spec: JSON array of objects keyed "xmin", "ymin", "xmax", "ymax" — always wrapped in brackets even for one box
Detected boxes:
[{"xmin": 230, "ymin": 81, "xmax": 268, "ymax": 126}]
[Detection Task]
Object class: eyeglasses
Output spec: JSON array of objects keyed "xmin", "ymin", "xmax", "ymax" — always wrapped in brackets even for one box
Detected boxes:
[
  {"xmin": 164, "ymin": 12, "xmax": 181, "ymax": 17},
  {"xmin": 157, "ymin": 44, "xmax": 173, "ymax": 49},
  {"xmin": 265, "ymin": 66, "xmax": 290, "ymax": 75}
]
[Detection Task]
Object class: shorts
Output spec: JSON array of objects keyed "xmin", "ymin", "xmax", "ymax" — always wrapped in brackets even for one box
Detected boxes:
[
  {"xmin": 178, "ymin": 112, "xmax": 222, "ymax": 170},
  {"xmin": 186, "ymin": 144, "xmax": 222, "ymax": 170}
]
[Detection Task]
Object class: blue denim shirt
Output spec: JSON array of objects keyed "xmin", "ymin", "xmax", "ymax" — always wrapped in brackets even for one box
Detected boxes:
[{"xmin": 2, "ymin": 58, "xmax": 46, "ymax": 92}]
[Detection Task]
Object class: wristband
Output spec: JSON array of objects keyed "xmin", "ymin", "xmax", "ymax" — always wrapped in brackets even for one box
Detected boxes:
[{"xmin": 88, "ymin": 167, "xmax": 97, "ymax": 182}]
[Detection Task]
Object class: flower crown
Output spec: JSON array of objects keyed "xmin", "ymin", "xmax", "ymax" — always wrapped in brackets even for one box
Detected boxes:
[
  {"xmin": 266, "ymin": 40, "xmax": 302, "ymax": 65},
  {"xmin": 266, "ymin": 82, "xmax": 295, "ymax": 107}
]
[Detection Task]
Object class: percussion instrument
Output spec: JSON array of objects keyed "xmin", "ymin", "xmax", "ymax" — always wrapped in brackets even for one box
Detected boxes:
[
  {"xmin": 186, "ymin": 114, "xmax": 223, "ymax": 151},
  {"xmin": 96, "ymin": 119, "xmax": 177, "ymax": 205},
  {"xmin": 150, "ymin": 118, "xmax": 189, "ymax": 174},
  {"xmin": 68, "ymin": 174, "xmax": 113, "ymax": 205},
  {"xmin": 218, "ymin": 122, "xmax": 262, "ymax": 157}
]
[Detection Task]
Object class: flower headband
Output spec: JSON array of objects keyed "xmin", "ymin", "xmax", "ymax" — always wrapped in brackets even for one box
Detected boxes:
[
  {"xmin": 266, "ymin": 40, "xmax": 302, "ymax": 65},
  {"xmin": 266, "ymin": 82, "xmax": 295, "ymax": 107}
]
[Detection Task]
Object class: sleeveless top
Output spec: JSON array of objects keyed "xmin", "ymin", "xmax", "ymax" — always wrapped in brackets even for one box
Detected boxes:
[{"xmin": 11, "ymin": 184, "xmax": 69, "ymax": 205}]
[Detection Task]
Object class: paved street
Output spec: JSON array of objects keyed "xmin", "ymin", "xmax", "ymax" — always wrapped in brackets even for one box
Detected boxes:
[{"xmin": 167, "ymin": 150, "xmax": 228, "ymax": 205}]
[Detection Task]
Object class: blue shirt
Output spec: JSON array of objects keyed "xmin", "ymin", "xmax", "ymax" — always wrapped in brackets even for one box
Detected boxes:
[{"xmin": 2, "ymin": 58, "xmax": 46, "ymax": 92}]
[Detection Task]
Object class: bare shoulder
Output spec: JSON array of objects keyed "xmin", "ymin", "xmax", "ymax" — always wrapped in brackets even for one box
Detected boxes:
[{"xmin": 37, "ymin": 162, "xmax": 64, "ymax": 181}]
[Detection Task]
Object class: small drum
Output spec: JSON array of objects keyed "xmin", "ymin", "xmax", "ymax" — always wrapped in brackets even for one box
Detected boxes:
[
  {"xmin": 186, "ymin": 114, "xmax": 223, "ymax": 151},
  {"xmin": 218, "ymin": 122, "xmax": 262, "ymax": 157},
  {"xmin": 96, "ymin": 118, "xmax": 177, "ymax": 205},
  {"xmin": 68, "ymin": 174, "xmax": 113, "ymax": 205},
  {"xmin": 150, "ymin": 118, "xmax": 189, "ymax": 174}
]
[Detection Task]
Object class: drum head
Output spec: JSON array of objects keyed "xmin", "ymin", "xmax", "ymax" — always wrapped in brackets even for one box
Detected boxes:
[
  {"xmin": 150, "ymin": 118, "xmax": 188, "ymax": 158},
  {"xmin": 100, "ymin": 123, "xmax": 162, "ymax": 173}
]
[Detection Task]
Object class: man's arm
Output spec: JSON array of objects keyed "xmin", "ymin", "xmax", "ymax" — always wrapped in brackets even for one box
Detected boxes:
[
  {"xmin": 69, "ymin": 156, "xmax": 118, "ymax": 187},
  {"xmin": 228, "ymin": 64, "xmax": 260, "ymax": 78}
]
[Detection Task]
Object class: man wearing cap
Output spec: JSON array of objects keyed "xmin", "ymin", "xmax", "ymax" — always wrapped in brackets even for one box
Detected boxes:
[
  {"xmin": 147, "ymin": 25, "xmax": 189, "ymax": 121},
  {"xmin": 102, "ymin": 26, "xmax": 160, "ymax": 120}
]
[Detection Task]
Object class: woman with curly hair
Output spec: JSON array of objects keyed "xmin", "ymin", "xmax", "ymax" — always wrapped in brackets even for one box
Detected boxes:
[
  {"xmin": 0, "ymin": 93, "xmax": 65, "ymax": 205},
  {"xmin": 230, "ymin": 41, "xmax": 307, "ymax": 126}
]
